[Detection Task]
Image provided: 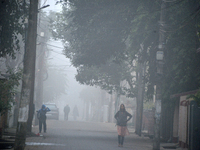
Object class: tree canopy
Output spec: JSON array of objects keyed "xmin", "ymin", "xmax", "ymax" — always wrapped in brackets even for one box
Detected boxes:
[
  {"xmin": 0, "ymin": 0, "xmax": 26, "ymax": 58},
  {"xmin": 0, "ymin": 1, "xmax": 27, "ymax": 113},
  {"xmin": 52, "ymin": 0, "xmax": 138, "ymax": 66},
  {"xmin": 52, "ymin": 0, "xmax": 200, "ymax": 101}
]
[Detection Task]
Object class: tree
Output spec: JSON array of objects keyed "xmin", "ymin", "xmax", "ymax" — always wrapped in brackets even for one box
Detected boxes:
[
  {"xmin": 52, "ymin": 0, "xmax": 135, "ymax": 66},
  {"xmin": 0, "ymin": 69, "xmax": 22, "ymax": 114},
  {"xmin": 79, "ymin": 86, "xmax": 102, "ymax": 121},
  {"xmin": 53, "ymin": 0, "xmax": 200, "ymax": 140},
  {"xmin": 160, "ymin": 0, "xmax": 200, "ymax": 140},
  {"xmin": 76, "ymin": 61, "xmax": 134, "ymax": 95},
  {"xmin": 0, "ymin": 0, "xmax": 26, "ymax": 58},
  {"xmin": 52, "ymin": 0, "xmax": 160, "ymax": 135},
  {"xmin": 0, "ymin": 2, "xmax": 26, "ymax": 132}
]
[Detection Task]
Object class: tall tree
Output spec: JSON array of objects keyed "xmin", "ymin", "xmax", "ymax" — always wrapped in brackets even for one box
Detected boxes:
[
  {"xmin": 52, "ymin": 0, "xmax": 160, "ymax": 136},
  {"xmin": 52, "ymin": 0, "xmax": 200, "ymax": 140},
  {"xmin": 160, "ymin": 0, "xmax": 200, "ymax": 140},
  {"xmin": 0, "ymin": 0, "xmax": 26, "ymax": 122},
  {"xmin": 52, "ymin": 0, "xmax": 136, "ymax": 66}
]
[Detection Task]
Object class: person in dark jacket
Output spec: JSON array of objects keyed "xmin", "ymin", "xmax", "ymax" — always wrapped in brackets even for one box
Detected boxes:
[
  {"xmin": 64, "ymin": 104, "xmax": 70, "ymax": 120},
  {"xmin": 114, "ymin": 104, "xmax": 132, "ymax": 147},
  {"xmin": 37, "ymin": 104, "xmax": 51, "ymax": 133}
]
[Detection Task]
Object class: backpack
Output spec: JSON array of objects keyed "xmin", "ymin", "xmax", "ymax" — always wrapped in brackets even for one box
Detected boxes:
[{"xmin": 37, "ymin": 110, "xmax": 46, "ymax": 119}]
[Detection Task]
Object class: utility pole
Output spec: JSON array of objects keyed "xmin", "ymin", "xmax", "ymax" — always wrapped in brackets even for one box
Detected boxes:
[
  {"xmin": 14, "ymin": 0, "xmax": 38, "ymax": 149},
  {"xmin": 34, "ymin": 40, "xmax": 45, "ymax": 126},
  {"xmin": 153, "ymin": 0, "xmax": 166, "ymax": 150}
]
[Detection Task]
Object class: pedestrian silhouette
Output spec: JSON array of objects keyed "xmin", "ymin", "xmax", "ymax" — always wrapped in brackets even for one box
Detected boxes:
[
  {"xmin": 73, "ymin": 105, "xmax": 79, "ymax": 120},
  {"xmin": 114, "ymin": 104, "xmax": 132, "ymax": 147},
  {"xmin": 64, "ymin": 104, "xmax": 70, "ymax": 120},
  {"xmin": 37, "ymin": 104, "xmax": 51, "ymax": 133}
]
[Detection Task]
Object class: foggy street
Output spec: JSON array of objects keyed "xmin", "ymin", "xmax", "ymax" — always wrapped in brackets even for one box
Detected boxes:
[
  {"xmin": 25, "ymin": 119, "xmax": 153, "ymax": 150},
  {"xmin": 1, "ymin": 0, "xmax": 199, "ymax": 150}
]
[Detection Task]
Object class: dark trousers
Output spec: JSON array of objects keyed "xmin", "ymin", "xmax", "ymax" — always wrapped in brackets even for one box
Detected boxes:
[
  {"xmin": 39, "ymin": 119, "xmax": 46, "ymax": 133},
  {"xmin": 118, "ymin": 135, "xmax": 124, "ymax": 145},
  {"xmin": 64, "ymin": 113, "xmax": 69, "ymax": 120}
]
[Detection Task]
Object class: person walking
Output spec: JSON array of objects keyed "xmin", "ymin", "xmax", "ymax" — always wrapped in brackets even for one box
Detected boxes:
[
  {"xmin": 114, "ymin": 104, "xmax": 132, "ymax": 147},
  {"xmin": 37, "ymin": 104, "xmax": 51, "ymax": 133},
  {"xmin": 64, "ymin": 104, "xmax": 70, "ymax": 120},
  {"xmin": 73, "ymin": 105, "xmax": 79, "ymax": 120}
]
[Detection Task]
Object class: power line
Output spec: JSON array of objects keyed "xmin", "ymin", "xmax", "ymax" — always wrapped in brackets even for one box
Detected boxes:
[
  {"xmin": 45, "ymin": 42, "xmax": 64, "ymax": 49},
  {"xmin": 49, "ymin": 50, "xmax": 63, "ymax": 55},
  {"xmin": 48, "ymin": 55, "xmax": 69, "ymax": 62}
]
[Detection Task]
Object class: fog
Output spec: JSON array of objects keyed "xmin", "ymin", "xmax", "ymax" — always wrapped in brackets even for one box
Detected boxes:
[
  {"xmin": 38, "ymin": 0, "xmax": 135, "ymax": 123},
  {"xmin": 40, "ymin": 1, "xmax": 109, "ymax": 122},
  {"xmin": 2, "ymin": 1, "xmax": 198, "ymax": 149},
  {"xmin": 40, "ymin": 1, "xmax": 85, "ymax": 120},
  {"xmin": 45, "ymin": 39, "xmax": 86, "ymax": 120}
]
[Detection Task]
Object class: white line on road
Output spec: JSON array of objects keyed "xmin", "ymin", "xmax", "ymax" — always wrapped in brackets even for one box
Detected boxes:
[{"xmin": 26, "ymin": 142, "xmax": 65, "ymax": 146}]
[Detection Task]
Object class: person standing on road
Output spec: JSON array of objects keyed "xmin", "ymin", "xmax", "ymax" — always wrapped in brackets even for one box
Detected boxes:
[
  {"xmin": 114, "ymin": 104, "xmax": 132, "ymax": 147},
  {"xmin": 73, "ymin": 105, "xmax": 79, "ymax": 120},
  {"xmin": 64, "ymin": 104, "xmax": 70, "ymax": 120},
  {"xmin": 37, "ymin": 104, "xmax": 51, "ymax": 133}
]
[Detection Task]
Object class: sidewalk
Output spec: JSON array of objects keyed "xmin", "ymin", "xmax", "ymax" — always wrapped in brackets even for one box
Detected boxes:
[{"xmin": 1, "ymin": 128, "xmax": 16, "ymax": 150}]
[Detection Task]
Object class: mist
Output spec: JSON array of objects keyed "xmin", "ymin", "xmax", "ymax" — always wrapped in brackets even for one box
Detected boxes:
[
  {"xmin": 1, "ymin": 0, "xmax": 199, "ymax": 149},
  {"xmin": 39, "ymin": 0, "xmax": 134, "ymax": 123}
]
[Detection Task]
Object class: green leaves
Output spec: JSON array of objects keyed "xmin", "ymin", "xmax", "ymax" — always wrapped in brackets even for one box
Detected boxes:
[
  {"xmin": 0, "ymin": 68, "xmax": 22, "ymax": 114},
  {"xmin": 53, "ymin": 0, "xmax": 135, "ymax": 66},
  {"xmin": 161, "ymin": 0, "xmax": 200, "ymax": 101},
  {"xmin": 52, "ymin": 0, "xmax": 200, "ymax": 102},
  {"xmin": 187, "ymin": 89, "xmax": 200, "ymax": 106},
  {"xmin": 0, "ymin": 1, "xmax": 26, "ymax": 58},
  {"xmin": 75, "ymin": 60, "xmax": 136, "ymax": 97}
]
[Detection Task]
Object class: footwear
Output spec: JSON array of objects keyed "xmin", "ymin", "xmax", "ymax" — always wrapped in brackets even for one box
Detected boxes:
[
  {"xmin": 118, "ymin": 144, "xmax": 121, "ymax": 147},
  {"xmin": 121, "ymin": 145, "xmax": 123, "ymax": 147}
]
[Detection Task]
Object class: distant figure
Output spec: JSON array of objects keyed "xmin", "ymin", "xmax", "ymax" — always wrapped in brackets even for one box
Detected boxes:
[
  {"xmin": 37, "ymin": 104, "xmax": 51, "ymax": 133},
  {"xmin": 73, "ymin": 105, "xmax": 79, "ymax": 120},
  {"xmin": 114, "ymin": 104, "xmax": 132, "ymax": 147},
  {"xmin": 64, "ymin": 104, "xmax": 70, "ymax": 120}
]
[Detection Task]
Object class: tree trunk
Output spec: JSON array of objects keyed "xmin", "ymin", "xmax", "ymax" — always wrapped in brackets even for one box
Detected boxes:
[
  {"xmin": 14, "ymin": 0, "xmax": 38, "ymax": 149},
  {"xmin": 135, "ymin": 62, "xmax": 144, "ymax": 136}
]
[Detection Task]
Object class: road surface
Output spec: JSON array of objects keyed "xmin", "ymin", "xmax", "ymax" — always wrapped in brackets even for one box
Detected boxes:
[{"xmin": 25, "ymin": 119, "xmax": 153, "ymax": 150}]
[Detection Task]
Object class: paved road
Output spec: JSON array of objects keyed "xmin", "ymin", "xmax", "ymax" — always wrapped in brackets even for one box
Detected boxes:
[{"xmin": 25, "ymin": 120, "xmax": 153, "ymax": 150}]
